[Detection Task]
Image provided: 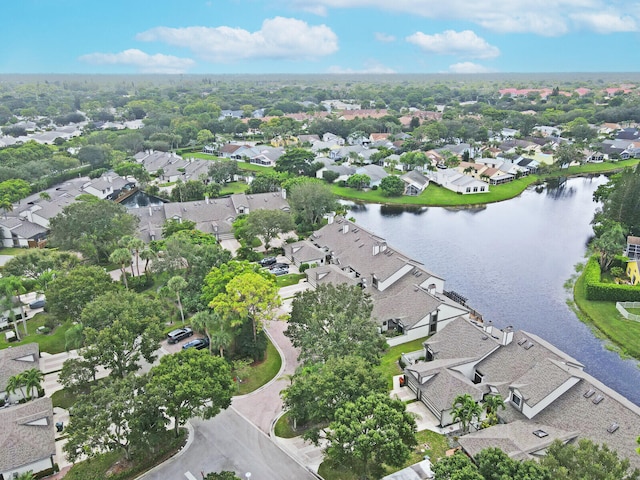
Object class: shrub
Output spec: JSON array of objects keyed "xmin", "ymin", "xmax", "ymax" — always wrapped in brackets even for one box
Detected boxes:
[
  {"xmin": 610, "ymin": 266, "xmax": 624, "ymax": 278},
  {"xmin": 372, "ymin": 185, "xmax": 378, "ymax": 190},
  {"xmin": 236, "ymin": 246, "xmax": 261, "ymax": 262},
  {"xmin": 584, "ymin": 256, "xmax": 640, "ymax": 301},
  {"xmin": 299, "ymin": 263, "xmax": 310, "ymax": 272}
]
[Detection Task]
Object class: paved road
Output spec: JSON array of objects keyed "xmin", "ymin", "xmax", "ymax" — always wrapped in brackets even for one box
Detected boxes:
[{"xmin": 140, "ymin": 408, "xmax": 316, "ymax": 480}]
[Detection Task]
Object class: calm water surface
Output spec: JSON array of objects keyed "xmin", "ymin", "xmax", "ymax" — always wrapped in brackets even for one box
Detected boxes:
[{"xmin": 347, "ymin": 176, "xmax": 640, "ymax": 405}]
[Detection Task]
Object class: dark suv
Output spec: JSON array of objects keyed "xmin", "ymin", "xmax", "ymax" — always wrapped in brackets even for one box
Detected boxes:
[
  {"xmin": 167, "ymin": 327, "xmax": 193, "ymax": 344},
  {"xmin": 182, "ymin": 337, "xmax": 210, "ymax": 350},
  {"xmin": 259, "ymin": 257, "xmax": 277, "ymax": 266}
]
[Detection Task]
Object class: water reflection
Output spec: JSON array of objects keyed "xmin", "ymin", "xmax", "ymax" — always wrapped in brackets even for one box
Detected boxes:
[{"xmin": 121, "ymin": 191, "xmax": 166, "ymax": 208}]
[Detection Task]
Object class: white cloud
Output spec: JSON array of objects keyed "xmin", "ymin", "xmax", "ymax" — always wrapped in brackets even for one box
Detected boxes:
[
  {"xmin": 375, "ymin": 32, "xmax": 396, "ymax": 42},
  {"xmin": 289, "ymin": 0, "xmax": 637, "ymax": 36},
  {"xmin": 78, "ymin": 49, "xmax": 195, "ymax": 73},
  {"xmin": 137, "ymin": 17, "xmax": 338, "ymax": 62},
  {"xmin": 448, "ymin": 62, "xmax": 493, "ymax": 73},
  {"xmin": 327, "ymin": 60, "xmax": 396, "ymax": 74},
  {"xmin": 570, "ymin": 12, "xmax": 638, "ymax": 33},
  {"xmin": 406, "ymin": 30, "xmax": 499, "ymax": 59}
]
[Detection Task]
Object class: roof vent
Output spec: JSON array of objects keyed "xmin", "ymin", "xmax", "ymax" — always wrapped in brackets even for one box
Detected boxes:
[
  {"xmin": 532, "ymin": 430, "xmax": 548, "ymax": 438},
  {"xmin": 523, "ymin": 342, "xmax": 534, "ymax": 350},
  {"xmin": 607, "ymin": 423, "xmax": 619, "ymax": 434},
  {"xmin": 592, "ymin": 395, "xmax": 604, "ymax": 405},
  {"xmin": 517, "ymin": 338, "xmax": 527, "ymax": 346},
  {"xmin": 583, "ymin": 389, "xmax": 595, "ymax": 399},
  {"xmin": 481, "ymin": 335, "xmax": 488, "ymax": 340}
]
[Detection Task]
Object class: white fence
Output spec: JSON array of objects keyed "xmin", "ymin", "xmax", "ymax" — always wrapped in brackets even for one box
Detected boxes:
[{"xmin": 616, "ymin": 302, "xmax": 640, "ymax": 322}]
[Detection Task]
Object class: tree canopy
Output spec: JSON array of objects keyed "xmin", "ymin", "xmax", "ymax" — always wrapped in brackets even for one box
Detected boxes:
[
  {"xmin": 285, "ymin": 283, "xmax": 386, "ymax": 365},
  {"xmin": 49, "ymin": 198, "xmax": 139, "ymax": 263}
]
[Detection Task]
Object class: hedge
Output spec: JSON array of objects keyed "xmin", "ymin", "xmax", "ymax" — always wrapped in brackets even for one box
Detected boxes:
[{"xmin": 584, "ymin": 255, "xmax": 640, "ymax": 301}]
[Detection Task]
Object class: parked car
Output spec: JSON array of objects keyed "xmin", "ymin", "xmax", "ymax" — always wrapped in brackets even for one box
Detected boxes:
[
  {"xmin": 29, "ymin": 299, "xmax": 46, "ymax": 309},
  {"xmin": 182, "ymin": 337, "xmax": 210, "ymax": 350},
  {"xmin": 270, "ymin": 267, "xmax": 289, "ymax": 276},
  {"xmin": 259, "ymin": 257, "xmax": 277, "ymax": 266},
  {"xmin": 167, "ymin": 327, "xmax": 193, "ymax": 344},
  {"xmin": 269, "ymin": 262, "xmax": 289, "ymax": 271}
]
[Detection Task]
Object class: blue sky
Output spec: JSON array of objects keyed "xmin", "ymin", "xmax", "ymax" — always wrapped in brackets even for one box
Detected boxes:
[{"xmin": 2, "ymin": 0, "xmax": 639, "ymax": 74}]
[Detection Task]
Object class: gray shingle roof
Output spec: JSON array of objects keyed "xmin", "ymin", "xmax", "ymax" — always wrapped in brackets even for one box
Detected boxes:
[
  {"xmin": 0, "ymin": 397, "xmax": 55, "ymax": 472},
  {"xmin": 425, "ymin": 317, "xmax": 500, "ymax": 361},
  {"xmin": 0, "ymin": 343, "xmax": 39, "ymax": 393}
]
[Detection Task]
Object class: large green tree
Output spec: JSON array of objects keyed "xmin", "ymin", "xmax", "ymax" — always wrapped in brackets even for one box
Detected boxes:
[
  {"xmin": 325, "ymin": 393, "xmax": 417, "ymax": 478},
  {"xmin": 46, "ymin": 265, "xmax": 116, "ymax": 322},
  {"xmin": 281, "ymin": 355, "xmax": 387, "ymax": 435},
  {"xmin": 81, "ymin": 291, "xmax": 165, "ymax": 378},
  {"xmin": 539, "ymin": 438, "xmax": 640, "ymax": 480},
  {"xmin": 243, "ymin": 208, "xmax": 295, "ymax": 250},
  {"xmin": 285, "ymin": 283, "xmax": 386, "ymax": 365},
  {"xmin": 274, "ymin": 148, "xmax": 318, "ymax": 176},
  {"xmin": 148, "ymin": 349, "xmax": 235, "ymax": 437},
  {"xmin": 2, "ymin": 249, "xmax": 79, "ymax": 279},
  {"xmin": 287, "ymin": 180, "xmax": 338, "ymax": 230},
  {"xmin": 380, "ymin": 175, "xmax": 406, "ymax": 197},
  {"xmin": 49, "ymin": 198, "xmax": 139, "ymax": 263},
  {"xmin": 64, "ymin": 375, "xmax": 166, "ymax": 462}
]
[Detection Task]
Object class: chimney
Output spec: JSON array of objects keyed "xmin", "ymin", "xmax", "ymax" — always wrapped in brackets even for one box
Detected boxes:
[
  {"xmin": 343, "ymin": 224, "xmax": 349, "ymax": 234},
  {"xmin": 281, "ymin": 189, "xmax": 287, "ymax": 199},
  {"xmin": 148, "ymin": 207, "xmax": 152, "ymax": 216},
  {"xmin": 205, "ymin": 195, "xmax": 210, "ymax": 204},
  {"xmin": 501, "ymin": 326, "xmax": 514, "ymax": 346},
  {"xmin": 483, "ymin": 320, "xmax": 494, "ymax": 337}
]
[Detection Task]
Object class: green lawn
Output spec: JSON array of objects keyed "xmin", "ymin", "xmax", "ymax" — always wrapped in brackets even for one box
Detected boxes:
[
  {"xmin": 274, "ymin": 411, "xmax": 300, "ymax": 438},
  {"xmin": 0, "ymin": 313, "xmax": 72, "ymax": 354},
  {"xmin": 573, "ymin": 272, "xmax": 640, "ymax": 360},
  {"xmin": 276, "ymin": 273, "xmax": 306, "ymax": 288},
  {"xmin": 377, "ymin": 336, "xmax": 428, "ymax": 389},
  {"xmin": 333, "ymin": 159, "xmax": 640, "ymax": 207},
  {"xmin": 219, "ymin": 181, "xmax": 249, "ymax": 195},
  {"xmin": 237, "ymin": 337, "xmax": 282, "ymax": 395},
  {"xmin": 0, "ymin": 247, "xmax": 29, "ymax": 255},
  {"xmin": 185, "ymin": 152, "xmax": 273, "ymax": 174},
  {"xmin": 51, "ymin": 388, "xmax": 79, "ymax": 410}
]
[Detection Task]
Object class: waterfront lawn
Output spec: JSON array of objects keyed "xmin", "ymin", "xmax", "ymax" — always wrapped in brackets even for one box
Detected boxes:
[
  {"xmin": 237, "ymin": 337, "xmax": 282, "ymax": 395},
  {"xmin": 332, "ymin": 176, "xmax": 537, "ymax": 207},
  {"xmin": 378, "ymin": 336, "xmax": 429, "ymax": 389},
  {"xmin": 0, "ymin": 314, "xmax": 71, "ymax": 354},
  {"xmin": 219, "ymin": 181, "xmax": 249, "ymax": 195},
  {"xmin": 574, "ymin": 272, "xmax": 640, "ymax": 360}
]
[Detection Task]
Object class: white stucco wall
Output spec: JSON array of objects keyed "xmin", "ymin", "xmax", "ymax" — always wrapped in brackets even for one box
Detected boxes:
[{"xmin": 1, "ymin": 456, "xmax": 53, "ymax": 479}]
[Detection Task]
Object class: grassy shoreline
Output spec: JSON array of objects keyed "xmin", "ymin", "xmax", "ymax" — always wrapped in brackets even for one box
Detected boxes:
[
  {"xmin": 572, "ymin": 269, "xmax": 640, "ymax": 361},
  {"xmin": 333, "ymin": 159, "xmax": 640, "ymax": 207}
]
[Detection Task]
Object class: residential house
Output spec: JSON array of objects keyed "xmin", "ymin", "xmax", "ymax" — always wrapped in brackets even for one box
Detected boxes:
[
  {"xmin": 533, "ymin": 126, "xmax": 561, "ymax": 137},
  {"xmin": 218, "ymin": 110, "xmax": 243, "ymax": 120},
  {"xmin": 82, "ymin": 173, "xmax": 135, "ymax": 200},
  {"xmin": 132, "ymin": 191, "xmax": 289, "ymax": 242},
  {"xmin": 627, "ymin": 260, "xmax": 639, "ymax": 285},
  {"xmin": 599, "ymin": 123, "xmax": 622, "ymax": 135},
  {"xmin": 0, "ymin": 397, "xmax": 56, "ymax": 479},
  {"xmin": 586, "ymin": 151, "xmax": 606, "ymax": 163},
  {"xmin": 282, "ymin": 240, "xmax": 325, "ymax": 267},
  {"xmin": 0, "ymin": 343, "xmax": 40, "ymax": 403},
  {"xmin": 355, "ymin": 165, "xmax": 388, "ymax": 187},
  {"xmin": 616, "ymin": 128, "xmax": 640, "ymax": 141},
  {"xmin": 404, "ymin": 318, "xmax": 640, "ymax": 468},
  {"xmin": 621, "ymin": 141, "xmax": 640, "ymax": 159},
  {"xmin": 626, "ymin": 236, "xmax": 640, "ymax": 260},
  {"xmin": 219, "ymin": 143, "xmax": 253, "ymax": 160},
  {"xmin": 315, "ymin": 158, "xmax": 356, "ymax": 183},
  {"xmin": 426, "ymin": 168, "xmax": 489, "ymax": 194},
  {"xmin": 298, "ymin": 217, "xmax": 470, "ymax": 345},
  {"xmin": 400, "ymin": 170, "xmax": 429, "ymax": 196},
  {"xmin": 322, "ymin": 132, "xmax": 345, "ymax": 145},
  {"xmin": 248, "ymin": 146, "xmax": 284, "ymax": 167}
]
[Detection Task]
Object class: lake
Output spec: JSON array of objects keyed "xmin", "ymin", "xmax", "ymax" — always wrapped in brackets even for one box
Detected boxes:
[{"xmin": 346, "ymin": 176, "xmax": 640, "ymax": 405}]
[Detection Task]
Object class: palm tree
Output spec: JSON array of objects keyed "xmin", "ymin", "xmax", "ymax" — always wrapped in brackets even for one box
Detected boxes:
[
  {"xmin": 483, "ymin": 394, "xmax": 505, "ymax": 426},
  {"xmin": 167, "ymin": 276, "xmax": 188, "ymax": 324},
  {"xmin": 140, "ymin": 247, "xmax": 156, "ymax": 274},
  {"xmin": 0, "ymin": 197, "xmax": 13, "ymax": 219},
  {"xmin": 0, "ymin": 294, "xmax": 20, "ymax": 341},
  {"xmin": 6, "ymin": 373, "xmax": 26, "ymax": 400},
  {"xmin": 118, "ymin": 236, "xmax": 136, "ymax": 276},
  {"xmin": 0, "ymin": 276, "xmax": 28, "ymax": 335},
  {"xmin": 451, "ymin": 393, "xmax": 482, "ymax": 435},
  {"xmin": 22, "ymin": 368, "xmax": 44, "ymax": 400},
  {"xmin": 128, "ymin": 237, "xmax": 145, "ymax": 277},
  {"xmin": 34, "ymin": 270, "xmax": 56, "ymax": 301},
  {"xmin": 109, "ymin": 248, "xmax": 131, "ymax": 290},
  {"xmin": 191, "ymin": 310, "xmax": 232, "ymax": 356},
  {"xmin": 15, "ymin": 470, "xmax": 35, "ymax": 480}
]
